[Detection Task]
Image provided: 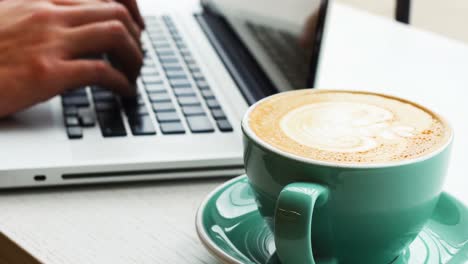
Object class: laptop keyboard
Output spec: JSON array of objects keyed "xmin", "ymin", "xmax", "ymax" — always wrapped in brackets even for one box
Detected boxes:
[
  {"xmin": 61, "ymin": 15, "xmax": 233, "ymax": 139},
  {"xmin": 246, "ymin": 22, "xmax": 311, "ymax": 89}
]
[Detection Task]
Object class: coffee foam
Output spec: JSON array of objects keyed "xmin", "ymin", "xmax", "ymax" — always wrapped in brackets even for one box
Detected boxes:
[{"xmin": 249, "ymin": 90, "xmax": 449, "ymax": 164}]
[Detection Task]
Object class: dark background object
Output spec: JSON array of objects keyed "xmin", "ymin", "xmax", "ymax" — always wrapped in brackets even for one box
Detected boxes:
[
  {"xmin": 396, "ymin": 0, "xmax": 411, "ymax": 24},
  {"xmin": 307, "ymin": 0, "xmax": 329, "ymax": 88}
]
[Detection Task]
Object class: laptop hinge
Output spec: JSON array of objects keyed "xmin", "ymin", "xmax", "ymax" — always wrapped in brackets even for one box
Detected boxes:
[{"xmin": 195, "ymin": 6, "xmax": 278, "ymax": 105}]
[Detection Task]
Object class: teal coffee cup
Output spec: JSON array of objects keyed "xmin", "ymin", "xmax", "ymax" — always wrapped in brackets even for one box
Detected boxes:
[{"xmin": 241, "ymin": 90, "xmax": 453, "ymax": 264}]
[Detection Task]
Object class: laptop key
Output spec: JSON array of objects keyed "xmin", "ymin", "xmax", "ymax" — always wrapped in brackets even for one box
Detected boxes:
[
  {"xmin": 143, "ymin": 76, "xmax": 163, "ymax": 84},
  {"xmin": 169, "ymin": 78, "xmax": 191, "ymax": 87},
  {"xmin": 153, "ymin": 43, "xmax": 171, "ymax": 49},
  {"xmin": 216, "ymin": 119, "xmax": 233, "ymax": 132},
  {"xmin": 141, "ymin": 67, "xmax": 159, "ymax": 76},
  {"xmin": 94, "ymin": 101, "xmax": 119, "ymax": 112},
  {"xmin": 168, "ymin": 76, "xmax": 188, "ymax": 82},
  {"xmin": 146, "ymin": 29, "xmax": 162, "ymax": 37},
  {"xmin": 144, "ymin": 16, "xmax": 158, "ymax": 21},
  {"xmin": 167, "ymin": 25, "xmax": 177, "ymax": 32},
  {"xmin": 178, "ymin": 96, "xmax": 200, "ymax": 106},
  {"xmin": 192, "ymin": 72, "xmax": 205, "ymax": 81},
  {"xmin": 196, "ymin": 82, "xmax": 210, "ymax": 91},
  {"xmin": 173, "ymin": 88, "xmax": 195, "ymax": 97},
  {"xmin": 92, "ymin": 92, "xmax": 115, "ymax": 102},
  {"xmin": 148, "ymin": 35, "xmax": 167, "ymax": 42},
  {"xmin": 170, "ymin": 82, "xmax": 191, "ymax": 89},
  {"xmin": 145, "ymin": 25, "xmax": 160, "ymax": 31},
  {"xmin": 151, "ymin": 44, "xmax": 172, "ymax": 51},
  {"xmin": 200, "ymin": 89, "xmax": 215, "ymax": 99},
  {"xmin": 63, "ymin": 106, "xmax": 78, "ymax": 116},
  {"xmin": 182, "ymin": 54, "xmax": 193, "ymax": 61},
  {"xmin": 67, "ymin": 126, "xmax": 83, "ymax": 139},
  {"xmin": 187, "ymin": 64, "xmax": 200, "ymax": 73},
  {"xmin": 159, "ymin": 57, "xmax": 179, "ymax": 64},
  {"xmin": 162, "ymin": 15, "xmax": 173, "ymax": 22},
  {"xmin": 145, "ymin": 83, "xmax": 166, "ymax": 93},
  {"xmin": 143, "ymin": 58, "xmax": 154, "ymax": 66},
  {"xmin": 206, "ymin": 98, "xmax": 221, "ymax": 109},
  {"xmin": 156, "ymin": 50, "xmax": 175, "ymax": 56},
  {"xmin": 160, "ymin": 121, "xmax": 185, "ymax": 135},
  {"xmin": 162, "ymin": 62, "xmax": 182, "ymax": 69},
  {"xmin": 158, "ymin": 53, "xmax": 177, "ymax": 59},
  {"xmin": 148, "ymin": 32, "xmax": 164, "ymax": 40},
  {"xmin": 79, "ymin": 115, "xmax": 95, "ymax": 127},
  {"xmin": 211, "ymin": 108, "xmax": 226, "ymax": 120},
  {"xmin": 180, "ymin": 50, "xmax": 191, "ymax": 56},
  {"xmin": 152, "ymin": 102, "xmax": 175, "ymax": 113},
  {"xmin": 166, "ymin": 71, "xmax": 188, "ymax": 80},
  {"xmin": 65, "ymin": 116, "xmax": 79, "ymax": 126},
  {"xmin": 91, "ymin": 86, "xmax": 107, "ymax": 93},
  {"xmin": 172, "ymin": 34, "xmax": 183, "ymax": 41},
  {"xmin": 97, "ymin": 112, "xmax": 127, "ymax": 137},
  {"xmin": 156, "ymin": 111, "xmax": 180, "ymax": 123},
  {"xmin": 155, "ymin": 47, "xmax": 175, "ymax": 54},
  {"xmin": 172, "ymin": 36, "xmax": 183, "ymax": 42},
  {"xmin": 78, "ymin": 109, "xmax": 95, "ymax": 127},
  {"xmin": 148, "ymin": 92, "xmax": 171, "ymax": 103},
  {"xmin": 181, "ymin": 106, "xmax": 205, "ymax": 116},
  {"xmin": 62, "ymin": 96, "xmax": 89, "ymax": 107},
  {"xmin": 177, "ymin": 43, "xmax": 188, "ymax": 50},
  {"xmin": 179, "ymin": 47, "xmax": 190, "ymax": 54},
  {"xmin": 163, "ymin": 65, "xmax": 183, "ymax": 72},
  {"xmin": 175, "ymin": 42, "xmax": 186, "ymax": 49},
  {"xmin": 128, "ymin": 115, "xmax": 156, "ymax": 135},
  {"xmin": 186, "ymin": 115, "xmax": 214, "ymax": 133}
]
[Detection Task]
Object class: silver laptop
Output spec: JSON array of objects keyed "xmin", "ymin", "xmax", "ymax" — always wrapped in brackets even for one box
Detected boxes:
[{"xmin": 0, "ymin": 0, "xmax": 327, "ymax": 188}]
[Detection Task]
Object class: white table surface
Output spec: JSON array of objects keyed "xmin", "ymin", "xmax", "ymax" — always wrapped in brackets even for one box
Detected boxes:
[{"xmin": 1, "ymin": 2, "xmax": 467, "ymax": 264}]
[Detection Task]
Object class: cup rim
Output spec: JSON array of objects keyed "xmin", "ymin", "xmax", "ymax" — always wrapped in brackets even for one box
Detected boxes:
[{"xmin": 242, "ymin": 89, "xmax": 454, "ymax": 169}]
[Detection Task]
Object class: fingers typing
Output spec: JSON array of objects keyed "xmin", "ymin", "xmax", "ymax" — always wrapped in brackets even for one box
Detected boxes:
[
  {"xmin": 61, "ymin": 59, "xmax": 135, "ymax": 96},
  {"xmin": 65, "ymin": 20, "xmax": 143, "ymax": 83}
]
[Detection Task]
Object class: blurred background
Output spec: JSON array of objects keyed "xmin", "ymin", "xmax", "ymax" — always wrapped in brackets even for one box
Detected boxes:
[{"xmin": 338, "ymin": 0, "xmax": 468, "ymax": 43}]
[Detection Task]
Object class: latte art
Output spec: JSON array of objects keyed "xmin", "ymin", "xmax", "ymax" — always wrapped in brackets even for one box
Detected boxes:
[
  {"xmin": 280, "ymin": 102, "xmax": 420, "ymax": 153},
  {"xmin": 248, "ymin": 90, "xmax": 449, "ymax": 164}
]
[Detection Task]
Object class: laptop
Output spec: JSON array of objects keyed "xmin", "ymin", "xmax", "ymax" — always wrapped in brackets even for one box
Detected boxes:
[{"xmin": 0, "ymin": 0, "xmax": 328, "ymax": 188}]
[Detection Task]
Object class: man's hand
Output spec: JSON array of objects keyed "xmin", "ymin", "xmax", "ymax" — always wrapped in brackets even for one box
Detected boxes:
[{"xmin": 0, "ymin": 0, "xmax": 144, "ymax": 117}]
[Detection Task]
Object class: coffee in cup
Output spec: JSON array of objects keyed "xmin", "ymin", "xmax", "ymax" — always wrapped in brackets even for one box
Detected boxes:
[{"xmin": 249, "ymin": 90, "xmax": 450, "ymax": 164}]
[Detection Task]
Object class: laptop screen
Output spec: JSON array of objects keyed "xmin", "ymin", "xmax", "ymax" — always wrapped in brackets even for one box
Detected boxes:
[{"xmin": 201, "ymin": 0, "xmax": 328, "ymax": 90}]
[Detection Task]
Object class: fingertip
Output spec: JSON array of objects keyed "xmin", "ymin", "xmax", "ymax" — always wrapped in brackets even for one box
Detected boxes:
[
  {"xmin": 111, "ymin": 76, "xmax": 135, "ymax": 97},
  {"xmin": 103, "ymin": 65, "xmax": 136, "ymax": 97},
  {"xmin": 125, "ymin": 0, "xmax": 146, "ymax": 28},
  {"xmin": 122, "ymin": 82, "xmax": 138, "ymax": 97},
  {"xmin": 128, "ymin": 60, "xmax": 142, "ymax": 85}
]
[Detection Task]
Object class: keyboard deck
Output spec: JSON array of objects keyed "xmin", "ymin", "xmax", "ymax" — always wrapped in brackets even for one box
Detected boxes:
[
  {"xmin": 246, "ymin": 22, "xmax": 311, "ymax": 89},
  {"xmin": 61, "ymin": 16, "xmax": 233, "ymax": 139}
]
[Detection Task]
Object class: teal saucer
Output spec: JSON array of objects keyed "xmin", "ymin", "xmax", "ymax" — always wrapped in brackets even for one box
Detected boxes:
[{"xmin": 196, "ymin": 175, "xmax": 468, "ymax": 264}]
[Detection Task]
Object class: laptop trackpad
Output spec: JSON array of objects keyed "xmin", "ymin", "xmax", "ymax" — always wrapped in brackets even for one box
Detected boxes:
[{"xmin": 0, "ymin": 99, "xmax": 71, "ymax": 168}]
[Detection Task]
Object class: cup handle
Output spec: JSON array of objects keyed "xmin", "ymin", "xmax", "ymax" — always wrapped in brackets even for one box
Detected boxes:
[{"xmin": 274, "ymin": 182, "xmax": 329, "ymax": 264}]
